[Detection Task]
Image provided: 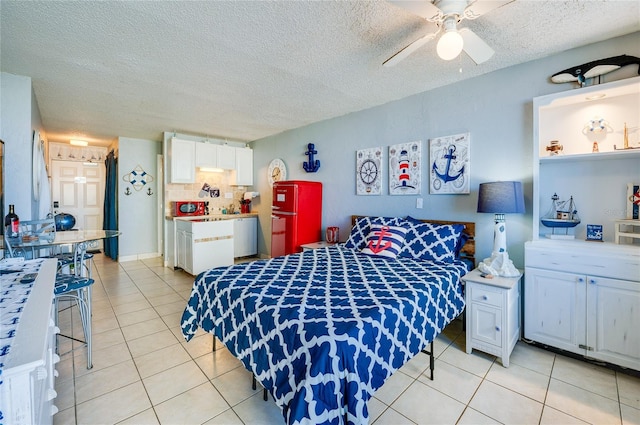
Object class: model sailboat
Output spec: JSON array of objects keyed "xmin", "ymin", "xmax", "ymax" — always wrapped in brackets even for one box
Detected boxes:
[{"xmin": 541, "ymin": 193, "xmax": 580, "ymax": 237}]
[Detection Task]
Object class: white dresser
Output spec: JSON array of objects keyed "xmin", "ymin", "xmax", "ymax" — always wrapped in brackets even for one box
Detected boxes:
[{"xmin": 0, "ymin": 258, "xmax": 59, "ymax": 425}]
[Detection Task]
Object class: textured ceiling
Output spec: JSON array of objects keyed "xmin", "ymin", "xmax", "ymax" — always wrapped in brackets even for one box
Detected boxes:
[{"xmin": 1, "ymin": 1, "xmax": 639, "ymax": 146}]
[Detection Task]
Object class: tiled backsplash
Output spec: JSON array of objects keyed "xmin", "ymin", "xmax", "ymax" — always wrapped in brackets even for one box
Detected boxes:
[{"xmin": 165, "ymin": 169, "xmax": 248, "ymax": 214}]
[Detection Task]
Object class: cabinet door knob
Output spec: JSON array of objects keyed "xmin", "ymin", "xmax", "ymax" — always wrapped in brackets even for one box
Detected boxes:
[
  {"xmin": 482, "ymin": 295, "xmax": 488, "ymax": 300},
  {"xmin": 589, "ymin": 279, "xmax": 596, "ymax": 284},
  {"xmin": 578, "ymin": 277, "xmax": 584, "ymax": 283},
  {"xmin": 495, "ymin": 326, "xmax": 500, "ymax": 332}
]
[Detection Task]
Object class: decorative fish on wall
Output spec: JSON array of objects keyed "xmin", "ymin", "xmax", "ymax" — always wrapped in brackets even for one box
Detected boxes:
[{"xmin": 551, "ymin": 54, "xmax": 640, "ymax": 85}]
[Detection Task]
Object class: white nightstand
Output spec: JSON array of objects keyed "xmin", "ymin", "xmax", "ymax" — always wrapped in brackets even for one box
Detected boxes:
[
  {"xmin": 300, "ymin": 241, "xmax": 333, "ymax": 251},
  {"xmin": 462, "ymin": 268, "xmax": 521, "ymax": 367}
]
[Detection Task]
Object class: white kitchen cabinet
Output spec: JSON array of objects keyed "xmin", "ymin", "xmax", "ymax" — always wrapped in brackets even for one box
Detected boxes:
[
  {"xmin": 232, "ymin": 147, "xmax": 253, "ymax": 186},
  {"xmin": 175, "ymin": 219, "xmax": 234, "ymax": 275},
  {"xmin": 169, "ymin": 138, "xmax": 196, "ymax": 183},
  {"xmin": 195, "ymin": 143, "xmax": 219, "ymax": 168},
  {"xmin": 463, "ymin": 268, "xmax": 520, "ymax": 367},
  {"xmin": 525, "ymin": 240, "xmax": 640, "ymax": 370},
  {"xmin": 233, "ymin": 216, "xmax": 257, "ymax": 258},
  {"xmin": 217, "ymin": 145, "xmax": 236, "ymax": 170}
]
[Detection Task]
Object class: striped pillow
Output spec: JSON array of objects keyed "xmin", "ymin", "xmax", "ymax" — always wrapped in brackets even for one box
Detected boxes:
[{"xmin": 361, "ymin": 224, "xmax": 407, "ymax": 259}]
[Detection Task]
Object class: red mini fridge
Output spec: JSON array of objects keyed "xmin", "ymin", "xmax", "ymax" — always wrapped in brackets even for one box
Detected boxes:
[{"xmin": 271, "ymin": 181, "xmax": 322, "ymax": 257}]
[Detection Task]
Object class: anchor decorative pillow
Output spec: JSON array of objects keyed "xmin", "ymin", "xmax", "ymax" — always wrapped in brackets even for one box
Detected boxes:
[{"xmin": 361, "ymin": 224, "xmax": 408, "ymax": 259}]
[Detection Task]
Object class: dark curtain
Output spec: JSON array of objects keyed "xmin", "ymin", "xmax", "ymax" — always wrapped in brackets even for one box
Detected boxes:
[{"xmin": 103, "ymin": 150, "xmax": 118, "ymax": 259}]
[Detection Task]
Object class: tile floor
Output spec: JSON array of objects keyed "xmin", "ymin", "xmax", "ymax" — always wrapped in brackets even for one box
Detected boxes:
[{"xmin": 54, "ymin": 254, "xmax": 640, "ymax": 425}]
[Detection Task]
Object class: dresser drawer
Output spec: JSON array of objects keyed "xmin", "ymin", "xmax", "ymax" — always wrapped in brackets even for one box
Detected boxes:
[{"xmin": 468, "ymin": 284, "xmax": 503, "ymax": 308}]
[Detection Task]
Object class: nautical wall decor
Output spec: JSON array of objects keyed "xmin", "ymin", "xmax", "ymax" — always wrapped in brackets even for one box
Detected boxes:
[
  {"xmin": 429, "ymin": 133, "xmax": 470, "ymax": 194},
  {"xmin": 550, "ymin": 55, "xmax": 640, "ymax": 87},
  {"xmin": 389, "ymin": 141, "xmax": 421, "ymax": 195},
  {"xmin": 628, "ymin": 183, "xmax": 640, "ymax": 219},
  {"xmin": 356, "ymin": 147, "xmax": 382, "ymax": 195},
  {"xmin": 122, "ymin": 165, "xmax": 154, "ymax": 192},
  {"xmin": 303, "ymin": 143, "xmax": 320, "ymax": 172}
]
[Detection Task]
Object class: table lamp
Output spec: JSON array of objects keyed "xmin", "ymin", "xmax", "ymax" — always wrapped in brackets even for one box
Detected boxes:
[{"xmin": 477, "ymin": 181, "xmax": 525, "ymax": 277}]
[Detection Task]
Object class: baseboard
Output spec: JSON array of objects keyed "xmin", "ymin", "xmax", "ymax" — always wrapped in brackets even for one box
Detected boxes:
[{"xmin": 118, "ymin": 252, "xmax": 161, "ymax": 262}]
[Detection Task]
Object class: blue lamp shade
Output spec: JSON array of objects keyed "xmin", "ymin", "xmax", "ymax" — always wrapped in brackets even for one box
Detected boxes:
[{"xmin": 477, "ymin": 181, "xmax": 525, "ymax": 214}]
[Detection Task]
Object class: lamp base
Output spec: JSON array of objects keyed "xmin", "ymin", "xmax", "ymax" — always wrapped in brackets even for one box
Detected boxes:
[{"xmin": 478, "ymin": 252, "xmax": 520, "ymax": 278}]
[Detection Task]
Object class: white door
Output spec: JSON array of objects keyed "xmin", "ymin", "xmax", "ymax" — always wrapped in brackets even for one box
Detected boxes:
[{"xmin": 51, "ymin": 160, "xmax": 105, "ymax": 233}]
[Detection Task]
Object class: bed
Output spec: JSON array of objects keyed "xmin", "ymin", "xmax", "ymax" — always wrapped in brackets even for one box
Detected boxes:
[{"xmin": 181, "ymin": 216, "xmax": 475, "ymax": 425}]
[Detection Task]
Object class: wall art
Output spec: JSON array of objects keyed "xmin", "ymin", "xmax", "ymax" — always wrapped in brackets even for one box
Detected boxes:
[
  {"xmin": 628, "ymin": 182, "xmax": 640, "ymax": 219},
  {"xmin": 356, "ymin": 147, "xmax": 382, "ymax": 195},
  {"xmin": 123, "ymin": 165, "xmax": 154, "ymax": 192},
  {"xmin": 389, "ymin": 141, "xmax": 421, "ymax": 195},
  {"xmin": 429, "ymin": 133, "xmax": 470, "ymax": 194}
]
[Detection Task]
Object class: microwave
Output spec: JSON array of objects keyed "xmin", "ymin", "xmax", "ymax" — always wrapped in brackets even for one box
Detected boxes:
[{"xmin": 173, "ymin": 201, "xmax": 206, "ymax": 217}]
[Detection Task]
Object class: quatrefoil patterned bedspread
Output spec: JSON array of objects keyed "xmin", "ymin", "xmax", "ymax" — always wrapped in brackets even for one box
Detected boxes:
[{"xmin": 181, "ymin": 245, "xmax": 467, "ymax": 425}]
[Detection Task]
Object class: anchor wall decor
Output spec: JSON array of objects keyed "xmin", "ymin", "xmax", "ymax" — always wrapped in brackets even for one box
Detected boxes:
[
  {"xmin": 303, "ymin": 143, "xmax": 320, "ymax": 173},
  {"xmin": 429, "ymin": 133, "xmax": 470, "ymax": 194}
]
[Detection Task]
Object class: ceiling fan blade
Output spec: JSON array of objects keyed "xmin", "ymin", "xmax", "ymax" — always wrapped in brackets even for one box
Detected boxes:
[
  {"xmin": 388, "ymin": 0, "xmax": 442, "ymax": 21},
  {"xmin": 463, "ymin": 0, "xmax": 513, "ymax": 20},
  {"xmin": 459, "ymin": 27, "xmax": 494, "ymax": 64},
  {"xmin": 383, "ymin": 32, "xmax": 439, "ymax": 67}
]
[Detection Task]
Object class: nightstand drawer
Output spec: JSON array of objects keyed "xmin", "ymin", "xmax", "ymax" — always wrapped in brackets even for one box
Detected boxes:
[{"xmin": 469, "ymin": 284, "xmax": 503, "ymax": 308}]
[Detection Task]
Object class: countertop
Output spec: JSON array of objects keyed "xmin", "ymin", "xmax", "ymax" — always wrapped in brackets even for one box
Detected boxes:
[{"xmin": 168, "ymin": 213, "xmax": 258, "ymax": 221}]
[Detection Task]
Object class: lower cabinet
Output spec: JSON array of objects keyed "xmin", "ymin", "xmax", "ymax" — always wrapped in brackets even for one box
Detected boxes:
[
  {"xmin": 175, "ymin": 219, "xmax": 234, "ymax": 275},
  {"xmin": 233, "ymin": 217, "xmax": 257, "ymax": 258},
  {"xmin": 525, "ymin": 240, "xmax": 640, "ymax": 371}
]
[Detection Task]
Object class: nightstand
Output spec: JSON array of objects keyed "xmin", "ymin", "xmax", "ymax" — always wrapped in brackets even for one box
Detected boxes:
[
  {"xmin": 300, "ymin": 241, "xmax": 333, "ymax": 251},
  {"xmin": 462, "ymin": 268, "xmax": 521, "ymax": 367}
]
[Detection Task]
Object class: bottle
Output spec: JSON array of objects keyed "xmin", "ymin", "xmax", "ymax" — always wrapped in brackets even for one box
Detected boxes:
[{"xmin": 4, "ymin": 204, "xmax": 19, "ymax": 238}]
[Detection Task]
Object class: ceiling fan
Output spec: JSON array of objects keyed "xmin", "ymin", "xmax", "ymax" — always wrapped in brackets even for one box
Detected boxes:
[{"xmin": 383, "ymin": 0, "xmax": 512, "ymax": 67}]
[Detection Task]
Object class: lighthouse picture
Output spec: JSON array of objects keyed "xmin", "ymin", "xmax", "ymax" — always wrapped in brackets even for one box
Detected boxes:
[{"xmin": 389, "ymin": 141, "xmax": 421, "ymax": 195}]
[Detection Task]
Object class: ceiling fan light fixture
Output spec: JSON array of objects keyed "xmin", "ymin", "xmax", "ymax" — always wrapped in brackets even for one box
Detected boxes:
[{"xmin": 437, "ymin": 29, "xmax": 463, "ymax": 61}]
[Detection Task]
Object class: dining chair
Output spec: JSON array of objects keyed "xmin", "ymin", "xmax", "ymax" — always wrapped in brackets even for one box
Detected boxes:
[
  {"xmin": 4, "ymin": 227, "xmax": 95, "ymax": 369},
  {"xmin": 54, "ymin": 241, "xmax": 94, "ymax": 369}
]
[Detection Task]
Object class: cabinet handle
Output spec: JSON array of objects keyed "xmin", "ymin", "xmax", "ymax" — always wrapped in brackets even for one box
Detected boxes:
[
  {"xmin": 577, "ymin": 277, "xmax": 584, "ymax": 283},
  {"xmin": 482, "ymin": 295, "xmax": 488, "ymax": 300},
  {"xmin": 589, "ymin": 278, "xmax": 596, "ymax": 284},
  {"xmin": 495, "ymin": 326, "xmax": 500, "ymax": 332}
]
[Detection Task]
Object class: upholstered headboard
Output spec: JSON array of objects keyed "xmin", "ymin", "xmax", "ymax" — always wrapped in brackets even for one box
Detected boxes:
[{"xmin": 351, "ymin": 215, "xmax": 476, "ymax": 267}]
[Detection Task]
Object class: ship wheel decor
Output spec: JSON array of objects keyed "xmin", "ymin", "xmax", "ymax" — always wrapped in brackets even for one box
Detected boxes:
[
  {"xmin": 356, "ymin": 147, "xmax": 382, "ymax": 195},
  {"xmin": 429, "ymin": 133, "xmax": 470, "ymax": 194}
]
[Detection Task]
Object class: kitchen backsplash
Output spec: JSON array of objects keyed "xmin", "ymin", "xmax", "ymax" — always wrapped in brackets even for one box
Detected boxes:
[{"xmin": 165, "ymin": 169, "xmax": 249, "ymax": 214}]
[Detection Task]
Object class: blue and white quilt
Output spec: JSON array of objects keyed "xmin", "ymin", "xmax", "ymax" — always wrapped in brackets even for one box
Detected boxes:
[{"xmin": 181, "ymin": 245, "xmax": 467, "ymax": 425}]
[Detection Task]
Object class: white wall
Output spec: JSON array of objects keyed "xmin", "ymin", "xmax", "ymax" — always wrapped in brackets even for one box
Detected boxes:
[
  {"xmin": 250, "ymin": 32, "xmax": 640, "ymax": 268},
  {"xmin": 1, "ymin": 72, "xmax": 45, "ymax": 221},
  {"xmin": 118, "ymin": 136, "xmax": 162, "ymax": 261}
]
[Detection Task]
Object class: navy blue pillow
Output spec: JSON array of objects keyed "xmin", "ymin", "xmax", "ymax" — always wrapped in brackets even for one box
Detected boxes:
[{"xmin": 400, "ymin": 217, "xmax": 465, "ymax": 262}]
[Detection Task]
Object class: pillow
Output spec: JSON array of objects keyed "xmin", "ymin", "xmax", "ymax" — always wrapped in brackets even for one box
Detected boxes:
[
  {"xmin": 361, "ymin": 224, "xmax": 407, "ymax": 259},
  {"xmin": 400, "ymin": 218, "xmax": 465, "ymax": 262},
  {"xmin": 345, "ymin": 216, "xmax": 407, "ymax": 250}
]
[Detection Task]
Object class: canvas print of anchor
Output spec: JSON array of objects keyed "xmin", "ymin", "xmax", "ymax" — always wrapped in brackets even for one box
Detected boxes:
[
  {"xmin": 303, "ymin": 143, "xmax": 320, "ymax": 173},
  {"xmin": 389, "ymin": 141, "xmax": 421, "ymax": 195},
  {"xmin": 429, "ymin": 133, "xmax": 470, "ymax": 195}
]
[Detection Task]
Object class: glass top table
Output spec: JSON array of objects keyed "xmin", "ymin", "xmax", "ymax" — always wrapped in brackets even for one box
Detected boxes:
[{"xmin": 8, "ymin": 230, "xmax": 120, "ymax": 258}]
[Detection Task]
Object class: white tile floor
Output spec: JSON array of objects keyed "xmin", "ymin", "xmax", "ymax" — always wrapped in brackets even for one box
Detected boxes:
[{"xmin": 54, "ymin": 254, "xmax": 640, "ymax": 425}]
